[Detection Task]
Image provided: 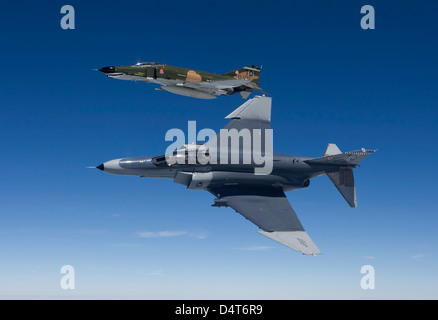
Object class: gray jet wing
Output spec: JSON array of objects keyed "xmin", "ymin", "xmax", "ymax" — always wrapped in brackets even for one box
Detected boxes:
[
  {"xmin": 205, "ymin": 96, "xmax": 320, "ymax": 255},
  {"xmin": 203, "ymin": 95, "xmax": 272, "ymax": 153},
  {"xmin": 209, "ymin": 186, "xmax": 321, "ymax": 255}
]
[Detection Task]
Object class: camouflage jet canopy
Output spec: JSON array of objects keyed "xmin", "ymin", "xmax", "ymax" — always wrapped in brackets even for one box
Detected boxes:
[{"xmin": 98, "ymin": 62, "xmax": 267, "ymax": 99}]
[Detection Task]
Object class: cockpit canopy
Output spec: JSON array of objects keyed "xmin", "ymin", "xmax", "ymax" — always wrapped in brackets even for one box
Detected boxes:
[
  {"xmin": 152, "ymin": 144, "xmax": 209, "ymax": 167},
  {"xmin": 132, "ymin": 61, "xmax": 165, "ymax": 67}
]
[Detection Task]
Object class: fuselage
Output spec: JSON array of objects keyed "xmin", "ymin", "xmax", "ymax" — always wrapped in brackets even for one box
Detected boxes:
[
  {"xmin": 98, "ymin": 153, "xmax": 335, "ymax": 192},
  {"xmin": 101, "ymin": 62, "xmax": 234, "ymax": 82}
]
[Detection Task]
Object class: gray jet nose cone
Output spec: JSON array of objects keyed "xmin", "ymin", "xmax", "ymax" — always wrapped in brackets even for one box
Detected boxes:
[
  {"xmin": 98, "ymin": 66, "xmax": 116, "ymax": 74},
  {"xmin": 96, "ymin": 164, "xmax": 104, "ymax": 171}
]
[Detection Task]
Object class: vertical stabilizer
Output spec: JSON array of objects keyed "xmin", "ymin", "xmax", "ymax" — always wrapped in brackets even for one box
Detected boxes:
[{"xmin": 324, "ymin": 143, "xmax": 342, "ymax": 157}]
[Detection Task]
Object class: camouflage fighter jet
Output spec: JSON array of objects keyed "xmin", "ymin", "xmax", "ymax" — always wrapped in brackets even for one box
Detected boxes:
[
  {"xmin": 98, "ymin": 62, "xmax": 266, "ymax": 99},
  {"xmin": 95, "ymin": 96, "xmax": 375, "ymax": 255}
]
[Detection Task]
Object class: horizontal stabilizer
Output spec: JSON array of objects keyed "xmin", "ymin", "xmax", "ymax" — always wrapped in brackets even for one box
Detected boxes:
[
  {"xmin": 305, "ymin": 149, "xmax": 375, "ymax": 166},
  {"xmin": 240, "ymin": 90, "xmax": 252, "ymax": 99},
  {"xmin": 327, "ymin": 169, "xmax": 357, "ymax": 207},
  {"xmin": 244, "ymin": 81, "xmax": 269, "ymax": 95},
  {"xmin": 306, "ymin": 145, "xmax": 376, "ymax": 208},
  {"xmin": 258, "ymin": 231, "xmax": 321, "ymax": 255}
]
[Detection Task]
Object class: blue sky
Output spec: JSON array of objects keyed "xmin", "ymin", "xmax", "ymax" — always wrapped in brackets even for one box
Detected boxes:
[{"xmin": 0, "ymin": 0, "xmax": 437, "ymax": 299}]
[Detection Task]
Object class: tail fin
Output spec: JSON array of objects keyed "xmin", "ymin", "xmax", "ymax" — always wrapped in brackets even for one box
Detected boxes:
[
  {"xmin": 324, "ymin": 143, "xmax": 342, "ymax": 157},
  {"xmin": 305, "ymin": 143, "xmax": 376, "ymax": 208},
  {"xmin": 223, "ymin": 65, "xmax": 262, "ymax": 84}
]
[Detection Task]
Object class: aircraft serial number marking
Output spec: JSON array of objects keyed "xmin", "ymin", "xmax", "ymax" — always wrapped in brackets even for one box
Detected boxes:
[{"xmin": 297, "ymin": 238, "xmax": 308, "ymax": 247}]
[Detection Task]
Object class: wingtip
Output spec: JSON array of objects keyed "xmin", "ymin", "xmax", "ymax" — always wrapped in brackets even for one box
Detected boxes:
[
  {"xmin": 258, "ymin": 230, "xmax": 321, "ymax": 256},
  {"xmin": 255, "ymin": 87, "xmax": 269, "ymax": 95},
  {"xmin": 303, "ymin": 251, "xmax": 323, "ymax": 256}
]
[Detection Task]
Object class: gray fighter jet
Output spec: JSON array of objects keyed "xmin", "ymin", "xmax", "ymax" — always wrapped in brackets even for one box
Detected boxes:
[{"xmin": 96, "ymin": 96, "xmax": 375, "ymax": 255}]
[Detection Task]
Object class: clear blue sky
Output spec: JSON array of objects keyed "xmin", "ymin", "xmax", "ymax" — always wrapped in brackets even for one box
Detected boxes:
[{"xmin": 0, "ymin": 0, "xmax": 437, "ymax": 299}]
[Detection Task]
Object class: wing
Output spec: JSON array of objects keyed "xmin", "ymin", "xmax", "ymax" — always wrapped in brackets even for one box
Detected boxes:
[
  {"xmin": 209, "ymin": 186, "xmax": 321, "ymax": 255},
  {"xmin": 184, "ymin": 80, "xmax": 268, "ymax": 96},
  {"xmin": 203, "ymin": 95, "xmax": 271, "ymax": 150},
  {"xmin": 200, "ymin": 95, "xmax": 272, "ymax": 171},
  {"xmin": 203, "ymin": 96, "xmax": 320, "ymax": 254}
]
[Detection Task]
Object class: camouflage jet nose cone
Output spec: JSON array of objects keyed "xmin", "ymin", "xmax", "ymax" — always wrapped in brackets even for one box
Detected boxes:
[{"xmin": 98, "ymin": 66, "xmax": 116, "ymax": 74}]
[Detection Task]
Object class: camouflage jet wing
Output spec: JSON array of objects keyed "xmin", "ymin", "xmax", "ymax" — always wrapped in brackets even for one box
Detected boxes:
[
  {"xmin": 209, "ymin": 186, "xmax": 321, "ymax": 255},
  {"xmin": 183, "ymin": 79, "xmax": 268, "ymax": 98}
]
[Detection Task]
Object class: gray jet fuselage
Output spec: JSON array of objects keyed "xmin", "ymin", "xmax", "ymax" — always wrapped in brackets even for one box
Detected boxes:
[{"xmin": 98, "ymin": 153, "xmax": 342, "ymax": 192}]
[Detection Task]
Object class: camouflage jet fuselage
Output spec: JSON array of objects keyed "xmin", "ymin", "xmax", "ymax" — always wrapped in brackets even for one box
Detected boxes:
[{"xmin": 98, "ymin": 62, "xmax": 266, "ymax": 99}]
